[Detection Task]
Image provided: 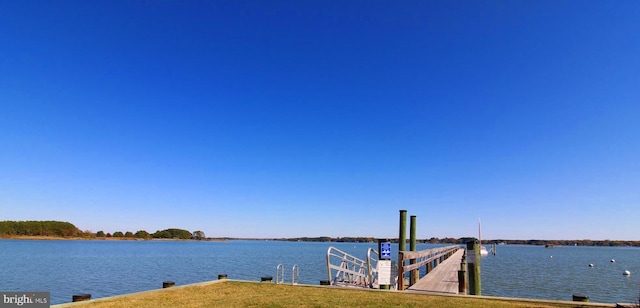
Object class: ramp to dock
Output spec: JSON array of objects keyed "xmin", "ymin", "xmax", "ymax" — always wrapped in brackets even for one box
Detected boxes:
[{"xmin": 407, "ymin": 249, "xmax": 464, "ymax": 294}]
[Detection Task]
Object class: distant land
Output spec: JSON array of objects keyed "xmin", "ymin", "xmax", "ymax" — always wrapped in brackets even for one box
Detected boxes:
[{"xmin": 1, "ymin": 220, "xmax": 639, "ymax": 247}]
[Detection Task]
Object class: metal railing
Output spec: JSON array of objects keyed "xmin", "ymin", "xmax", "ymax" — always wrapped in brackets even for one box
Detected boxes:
[
  {"xmin": 291, "ymin": 264, "xmax": 299, "ymax": 285},
  {"xmin": 326, "ymin": 246, "xmax": 372, "ymax": 287},
  {"xmin": 276, "ymin": 264, "xmax": 285, "ymax": 284},
  {"xmin": 366, "ymin": 247, "xmax": 379, "ymax": 287}
]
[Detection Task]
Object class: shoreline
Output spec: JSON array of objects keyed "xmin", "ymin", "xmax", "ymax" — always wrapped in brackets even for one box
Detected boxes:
[
  {"xmin": 0, "ymin": 235, "xmax": 229, "ymax": 242},
  {"xmin": 2, "ymin": 235, "xmax": 640, "ymax": 247}
]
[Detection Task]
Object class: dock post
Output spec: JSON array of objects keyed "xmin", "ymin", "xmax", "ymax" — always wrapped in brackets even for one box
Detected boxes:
[
  {"xmin": 398, "ymin": 210, "xmax": 407, "ymax": 252},
  {"xmin": 409, "ymin": 215, "xmax": 418, "ymax": 286},
  {"xmin": 466, "ymin": 240, "xmax": 481, "ymax": 295},
  {"xmin": 458, "ymin": 250, "xmax": 467, "ymax": 294},
  {"xmin": 458, "ymin": 269, "xmax": 466, "ymax": 293},
  {"xmin": 72, "ymin": 294, "xmax": 91, "ymax": 302},
  {"xmin": 398, "ymin": 210, "xmax": 407, "ymax": 290}
]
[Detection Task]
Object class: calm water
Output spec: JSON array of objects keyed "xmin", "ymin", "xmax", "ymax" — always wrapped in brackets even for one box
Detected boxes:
[
  {"xmin": 482, "ymin": 244, "xmax": 640, "ymax": 303},
  {"xmin": 0, "ymin": 240, "xmax": 638, "ymax": 304}
]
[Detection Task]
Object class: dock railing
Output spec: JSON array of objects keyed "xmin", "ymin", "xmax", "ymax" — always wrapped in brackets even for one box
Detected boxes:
[
  {"xmin": 326, "ymin": 246, "xmax": 373, "ymax": 288},
  {"xmin": 397, "ymin": 245, "xmax": 460, "ymax": 290},
  {"xmin": 366, "ymin": 247, "xmax": 379, "ymax": 288}
]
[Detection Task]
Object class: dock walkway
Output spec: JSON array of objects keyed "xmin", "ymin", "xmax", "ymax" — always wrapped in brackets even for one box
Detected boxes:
[{"xmin": 407, "ymin": 249, "xmax": 464, "ymax": 294}]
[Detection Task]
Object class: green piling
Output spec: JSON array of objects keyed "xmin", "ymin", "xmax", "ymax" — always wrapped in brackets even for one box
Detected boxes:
[
  {"xmin": 398, "ymin": 210, "xmax": 407, "ymax": 290},
  {"xmin": 466, "ymin": 240, "xmax": 481, "ymax": 295},
  {"xmin": 409, "ymin": 215, "xmax": 418, "ymax": 286},
  {"xmin": 399, "ymin": 210, "xmax": 407, "ymax": 252}
]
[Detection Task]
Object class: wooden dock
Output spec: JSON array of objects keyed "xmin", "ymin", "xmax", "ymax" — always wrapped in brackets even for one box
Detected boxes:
[{"xmin": 407, "ymin": 248, "xmax": 464, "ymax": 294}]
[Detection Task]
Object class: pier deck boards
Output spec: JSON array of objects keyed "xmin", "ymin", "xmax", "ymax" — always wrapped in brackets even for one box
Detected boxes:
[{"xmin": 407, "ymin": 249, "xmax": 464, "ymax": 294}]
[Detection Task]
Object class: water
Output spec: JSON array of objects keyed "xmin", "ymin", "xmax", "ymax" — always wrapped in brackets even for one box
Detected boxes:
[
  {"xmin": 482, "ymin": 244, "xmax": 640, "ymax": 303},
  {"xmin": 1, "ymin": 240, "xmax": 639, "ymax": 304}
]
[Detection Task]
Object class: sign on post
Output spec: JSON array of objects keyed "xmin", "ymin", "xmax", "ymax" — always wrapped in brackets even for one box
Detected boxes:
[
  {"xmin": 377, "ymin": 240, "xmax": 392, "ymax": 289},
  {"xmin": 381, "ymin": 242, "xmax": 391, "ymax": 260},
  {"xmin": 378, "ymin": 260, "xmax": 392, "ymax": 285}
]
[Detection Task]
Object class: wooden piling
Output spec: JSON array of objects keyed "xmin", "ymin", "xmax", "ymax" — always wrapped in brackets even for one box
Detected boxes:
[
  {"xmin": 397, "ymin": 210, "xmax": 407, "ymax": 290},
  {"xmin": 409, "ymin": 215, "xmax": 418, "ymax": 286},
  {"xmin": 466, "ymin": 240, "xmax": 481, "ymax": 295},
  {"xmin": 458, "ymin": 270, "xmax": 466, "ymax": 293},
  {"xmin": 398, "ymin": 210, "xmax": 407, "ymax": 252},
  {"xmin": 459, "ymin": 250, "xmax": 467, "ymax": 293}
]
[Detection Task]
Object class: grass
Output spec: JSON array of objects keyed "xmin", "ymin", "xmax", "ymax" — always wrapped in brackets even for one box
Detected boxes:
[{"xmin": 55, "ymin": 280, "xmax": 614, "ymax": 308}]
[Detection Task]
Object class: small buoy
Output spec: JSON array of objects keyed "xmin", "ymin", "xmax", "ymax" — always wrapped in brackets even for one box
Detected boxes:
[
  {"xmin": 589, "ymin": 263, "xmax": 594, "ymax": 267},
  {"xmin": 611, "ymin": 259, "xmax": 615, "ymax": 263},
  {"xmin": 623, "ymin": 270, "xmax": 631, "ymax": 276},
  {"xmin": 549, "ymin": 256, "xmax": 553, "ymax": 258}
]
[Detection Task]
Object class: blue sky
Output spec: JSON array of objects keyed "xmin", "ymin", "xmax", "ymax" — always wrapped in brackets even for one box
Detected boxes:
[{"xmin": 1, "ymin": 1, "xmax": 638, "ymax": 240}]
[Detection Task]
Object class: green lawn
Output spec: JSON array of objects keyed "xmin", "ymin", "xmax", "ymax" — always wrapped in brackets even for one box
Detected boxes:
[{"xmin": 55, "ymin": 280, "xmax": 615, "ymax": 308}]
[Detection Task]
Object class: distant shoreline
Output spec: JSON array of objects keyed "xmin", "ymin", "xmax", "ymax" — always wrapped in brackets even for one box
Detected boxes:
[
  {"xmin": 2, "ymin": 235, "xmax": 639, "ymax": 247},
  {"xmin": 0, "ymin": 235, "xmax": 229, "ymax": 242}
]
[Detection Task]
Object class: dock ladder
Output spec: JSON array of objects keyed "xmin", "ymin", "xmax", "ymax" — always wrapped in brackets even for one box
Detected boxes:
[{"xmin": 275, "ymin": 263, "xmax": 299, "ymax": 285}]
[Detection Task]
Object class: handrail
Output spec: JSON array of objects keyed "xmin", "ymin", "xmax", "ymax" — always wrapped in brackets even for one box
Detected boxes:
[
  {"xmin": 291, "ymin": 264, "xmax": 299, "ymax": 285},
  {"xmin": 326, "ymin": 246, "xmax": 371, "ymax": 287},
  {"xmin": 275, "ymin": 264, "xmax": 285, "ymax": 284},
  {"xmin": 397, "ymin": 245, "xmax": 460, "ymax": 290},
  {"xmin": 366, "ymin": 248, "xmax": 378, "ymax": 288}
]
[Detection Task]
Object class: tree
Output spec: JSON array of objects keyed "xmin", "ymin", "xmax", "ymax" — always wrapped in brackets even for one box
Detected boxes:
[
  {"xmin": 113, "ymin": 231, "xmax": 124, "ymax": 237},
  {"xmin": 96, "ymin": 230, "xmax": 106, "ymax": 237},
  {"xmin": 0, "ymin": 220, "xmax": 81, "ymax": 237},
  {"xmin": 152, "ymin": 228, "xmax": 192, "ymax": 239},
  {"xmin": 124, "ymin": 231, "xmax": 134, "ymax": 238},
  {"xmin": 134, "ymin": 230, "xmax": 151, "ymax": 239},
  {"xmin": 192, "ymin": 230, "xmax": 205, "ymax": 240}
]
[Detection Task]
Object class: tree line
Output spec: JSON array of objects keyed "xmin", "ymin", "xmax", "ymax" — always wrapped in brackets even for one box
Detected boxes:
[
  {"xmin": 3, "ymin": 221, "xmax": 639, "ymax": 246},
  {"xmin": 0, "ymin": 221, "xmax": 207, "ymax": 240},
  {"xmin": 424, "ymin": 237, "xmax": 640, "ymax": 247},
  {"xmin": 95, "ymin": 228, "xmax": 206, "ymax": 240},
  {"xmin": 0, "ymin": 220, "xmax": 81, "ymax": 237},
  {"xmin": 270, "ymin": 236, "xmax": 640, "ymax": 247}
]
